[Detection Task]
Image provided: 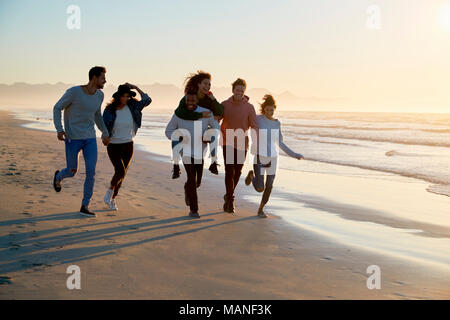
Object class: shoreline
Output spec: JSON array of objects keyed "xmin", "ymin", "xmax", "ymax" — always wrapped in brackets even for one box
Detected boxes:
[
  {"xmin": 8, "ymin": 107, "xmax": 450, "ymax": 199},
  {"xmin": 0, "ymin": 110, "xmax": 449, "ymax": 299}
]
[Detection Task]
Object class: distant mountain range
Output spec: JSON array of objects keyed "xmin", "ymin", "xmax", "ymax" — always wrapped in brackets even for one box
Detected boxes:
[{"xmin": 0, "ymin": 82, "xmax": 343, "ymax": 111}]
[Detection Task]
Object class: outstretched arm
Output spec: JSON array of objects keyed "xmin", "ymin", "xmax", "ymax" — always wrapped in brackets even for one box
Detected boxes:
[
  {"xmin": 175, "ymin": 97, "xmax": 203, "ymax": 120},
  {"xmin": 279, "ymin": 124, "xmax": 303, "ymax": 159}
]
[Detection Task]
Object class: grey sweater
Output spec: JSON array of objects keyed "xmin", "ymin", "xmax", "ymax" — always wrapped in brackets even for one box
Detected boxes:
[
  {"xmin": 53, "ymin": 86, "xmax": 109, "ymax": 140},
  {"xmin": 255, "ymin": 114, "xmax": 302, "ymax": 159},
  {"xmin": 165, "ymin": 106, "xmax": 220, "ymax": 161}
]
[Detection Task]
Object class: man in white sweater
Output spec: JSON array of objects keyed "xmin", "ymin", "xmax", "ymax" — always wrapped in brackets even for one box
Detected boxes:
[{"xmin": 165, "ymin": 91, "xmax": 220, "ymax": 218}]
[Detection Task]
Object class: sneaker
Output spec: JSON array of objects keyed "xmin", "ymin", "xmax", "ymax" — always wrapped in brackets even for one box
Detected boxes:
[
  {"xmin": 80, "ymin": 205, "xmax": 96, "ymax": 217},
  {"xmin": 208, "ymin": 161, "xmax": 219, "ymax": 175},
  {"xmin": 104, "ymin": 189, "xmax": 113, "ymax": 207},
  {"xmin": 184, "ymin": 183, "xmax": 190, "ymax": 206},
  {"xmin": 189, "ymin": 211, "xmax": 200, "ymax": 218},
  {"xmin": 245, "ymin": 170, "xmax": 254, "ymax": 186},
  {"xmin": 110, "ymin": 198, "xmax": 118, "ymax": 211},
  {"xmin": 172, "ymin": 164, "xmax": 181, "ymax": 179},
  {"xmin": 53, "ymin": 170, "xmax": 61, "ymax": 192}
]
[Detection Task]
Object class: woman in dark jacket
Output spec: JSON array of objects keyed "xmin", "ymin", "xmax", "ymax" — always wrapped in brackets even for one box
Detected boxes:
[{"xmin": 102, "ymin": 83, "xmax": 151, "ymax": 211}]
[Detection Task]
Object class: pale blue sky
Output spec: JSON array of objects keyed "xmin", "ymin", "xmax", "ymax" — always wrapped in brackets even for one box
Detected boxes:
[{"xmin": 1, "ymin": 0, "xmax": 449, "ymax": 111}]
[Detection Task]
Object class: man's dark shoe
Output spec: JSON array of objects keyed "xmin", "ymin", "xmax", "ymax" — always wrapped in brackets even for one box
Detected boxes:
[
  {"xmin": 53, "ymin": 170, "xmax": 61, "ymax": 192},
  {"xmin": 208, "ymin": 161, "xmax": 219, "ymax": 175},
  {"xmin": 245, "ymin": 170, "xmax": 254, "ymax": 186},
  {"xmin": 172, "ymin": 164, "xmax": 181, "ymax": 179},
  {"xmin": 228, "ymin": 197, "xmax": 236, "ymax": 214},
  {"xmin": 189, "ymin": 211, "xmax": 200, "ymax": 218},
  {"xmin": 184, "ymin": 183, "xmax": 190, "ymax": 206},
  {"xmin": 223, "ymin": 194, "xmax": 235, "ymax": 214},
  {"xmin": 223, "ymin": 194, "xmax": 228, "ymax": 212},
  {"xmin": 80, "ymin": 205, "xmax": 96, "ymax": 217}
]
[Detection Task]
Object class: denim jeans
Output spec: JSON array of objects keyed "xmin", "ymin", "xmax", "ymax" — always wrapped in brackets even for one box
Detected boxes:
[{"xmin": 56, "ymin": 138, "xmax": 97, "ymax": 207}]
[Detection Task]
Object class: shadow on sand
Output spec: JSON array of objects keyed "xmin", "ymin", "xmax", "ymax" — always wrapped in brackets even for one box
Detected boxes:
[{"xmin": 0, "ymin": 210, "xmax": 258, "ymax": 274}]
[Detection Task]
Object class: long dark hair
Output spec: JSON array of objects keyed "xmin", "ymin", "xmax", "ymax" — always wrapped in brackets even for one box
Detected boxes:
[
  {"xmin": 259, "ymin": 94, "xmax": 277, "ymax": 114},
  {"xmin": 183, "ymin": 71, "xmax": 211, "ymax": 94}
]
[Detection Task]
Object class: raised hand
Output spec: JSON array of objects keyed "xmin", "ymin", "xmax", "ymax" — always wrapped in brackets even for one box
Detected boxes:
[{"xmin": 124, "ymin": 82, "xmax": 137, "ymax": 90}]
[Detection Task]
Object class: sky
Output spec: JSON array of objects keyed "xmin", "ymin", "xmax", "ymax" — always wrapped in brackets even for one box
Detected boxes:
[{"xmin": 0, "ymin": 0, "xmax": 449, "ymax": 112}]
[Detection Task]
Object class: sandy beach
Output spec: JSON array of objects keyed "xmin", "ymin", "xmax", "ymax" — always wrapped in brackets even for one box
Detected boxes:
[{"xmin": 0, "ymin": 110, "xmax": 449, "ymax": 299}]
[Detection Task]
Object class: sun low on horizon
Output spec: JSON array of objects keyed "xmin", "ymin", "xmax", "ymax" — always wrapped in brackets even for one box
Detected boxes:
[{"xmin": 0, "ymin": 0, "xmax": 449, "ymax": 113}]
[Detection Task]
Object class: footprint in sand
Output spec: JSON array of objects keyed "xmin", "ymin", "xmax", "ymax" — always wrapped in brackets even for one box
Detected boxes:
[
  {"xmin": 0, "ymin": 276, "xmax": 13, "ymax": 285},
  {"xmin": 147, "ymin": 196, "xmax": 158, "ymax": 200},
  {"xmin": 9, "ymin": 243, "xmax": 21, "ymax": 250}
]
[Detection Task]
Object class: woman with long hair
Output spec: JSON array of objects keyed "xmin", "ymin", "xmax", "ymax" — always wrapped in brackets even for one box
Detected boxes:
[
  {"xmin": 245, "ymin": 94, "xmax": 304, "ymax": 217},
  {"xmin": 102, "ymin": 83, "xmax": 152, "ymax": 211},
  {"xmin": 170, "ymin": 71, "xmax": 224, "ymax": 179}
]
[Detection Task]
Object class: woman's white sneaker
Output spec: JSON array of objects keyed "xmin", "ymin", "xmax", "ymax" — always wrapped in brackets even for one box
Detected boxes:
[
  {"xmin": 104, "ymin": 189, "xmax": 113, "ymax": 207},
  {"xmin": 110, "ymin": 198, "xmax": 118, "ymax": 211}
]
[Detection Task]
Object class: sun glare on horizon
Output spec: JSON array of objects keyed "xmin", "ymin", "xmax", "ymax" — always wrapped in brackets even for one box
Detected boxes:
[{"xmin": 440, "ymin": 3, "xmax": 450, "ymax": 31}]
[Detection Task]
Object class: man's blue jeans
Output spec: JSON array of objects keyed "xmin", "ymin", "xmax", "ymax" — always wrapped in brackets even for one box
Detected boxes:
[{"xmin": 56, "ymin": 138, "xmax": 97, "ymax": 207}]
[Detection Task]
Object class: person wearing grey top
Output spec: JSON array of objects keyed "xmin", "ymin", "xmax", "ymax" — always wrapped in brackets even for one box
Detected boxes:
[
  {"xmin": 52, "ymin": 66, "xmax": 111, "ymax": 217},
  {"xmin": 245, "ymin": 95, "xmax": 304, "ymax": 218}
]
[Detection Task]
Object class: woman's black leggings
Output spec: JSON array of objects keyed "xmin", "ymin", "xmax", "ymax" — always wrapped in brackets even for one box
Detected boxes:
[{"xmin": 107, "ymin": 141, "xmax": 134, "ymax": 198}]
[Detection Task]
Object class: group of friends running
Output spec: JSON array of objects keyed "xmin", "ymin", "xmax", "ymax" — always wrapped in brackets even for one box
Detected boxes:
[{"xmin": 52, "ymin": 66, "xmax": 304, "ymax": 218}]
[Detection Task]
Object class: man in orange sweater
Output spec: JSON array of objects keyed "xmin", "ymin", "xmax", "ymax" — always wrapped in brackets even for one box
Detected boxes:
[{"xmin": 220, "ymin": 78, "xmax": 258, "ymax": 214}]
